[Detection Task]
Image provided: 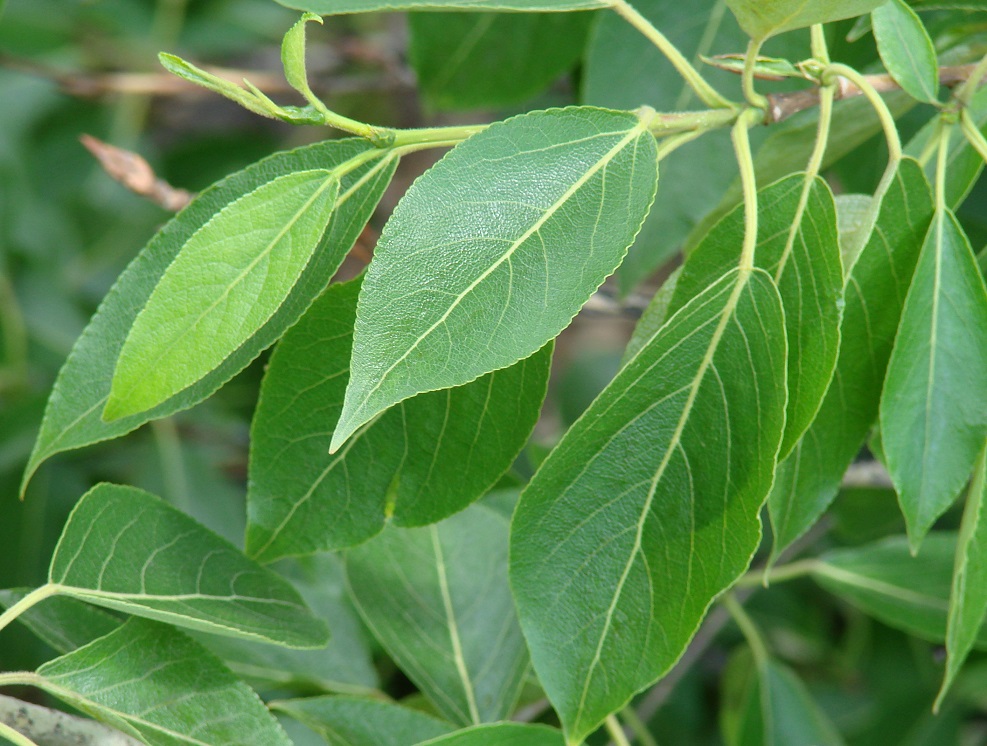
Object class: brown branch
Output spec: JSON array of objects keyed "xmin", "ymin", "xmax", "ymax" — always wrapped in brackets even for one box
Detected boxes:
[{"xmin": 80, "ymin": 134, "xmax": 192, "ymax": 211}]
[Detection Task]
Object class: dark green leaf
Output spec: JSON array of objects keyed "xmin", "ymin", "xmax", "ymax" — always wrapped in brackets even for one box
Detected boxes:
[
  {"xmin": 332, "ymin": 107, "xmax": 658, "ymax": 450},
  {"xmin": 104, "ymin": 170, "xmax": 339, "ymax": 421},
  {"xmin": 511, "ymin": 268, "xmax": 787, "ymax": 742},
  {"xmin": 872, "ymin": 0, "xmax": 939, "ymax": 103},
  {"xmin": 347, "ymin": 504, "xmax": 527, "ymax": 726},
  {"xmin": 669, "ymin": 174, "xmax": 843, "ymax": 459},
  {"xmin": 22, "ymin": 139, "xmax": 396, "ymax": 495},
  {"xmin": 622, "ymin": 266, "xmax": 681, "ymax": 365},
  {"xmin": 279, "ymin": 0, "xmax": 606, "ymax": 12},
  {"xmin": 768, "ymin": 158, "xmax": 935, "ymax": 559},
  {"xmin": 725, "ymin": 0, "xmax": 889, "ymax": 39},
  {"xmin": 246, "ymin": 277, "xmax": 550, "ymax": 562},
  {"xmin": 880, "ymin": 210, "xmax": 987, "ymax": 548},
  {"xmin": 417, "ymin": 723, "xmax": 565, "ymax": 746},
  {"xmin": 272, "ymin": 696, "xmax": 455, "ymax": 746},
  {"xmin": 408, "ymin": 12, "xmax": 593, "ymax": 111},
  {"xmin": 48, "ymin": 483, "xmax": 328, "ymax": 648},
  {"xmin": 33, "ymin": 618, "xmax": 292, "ymax": 746}
]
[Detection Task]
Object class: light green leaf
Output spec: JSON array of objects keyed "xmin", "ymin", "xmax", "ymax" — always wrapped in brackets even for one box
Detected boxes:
[
  {"xmin": 721, "ymin": 648, "xmax": 845, "ymax": 746},
  {"xmin": 834, "ymin": 193, "xmax": 874, "ymax": 269},
  {"xmin": 872, "ymin": 0, "xmax": 939, "ymax": 103},
  {"xmin": 768, "ymin": 158, "xmax": 935, "ymax": 559},
  {"xmin": 668, "ymin": 174, "xmax": 843, "ymax": 460},
  {"xmin": 104, "ymin": 170, "xmax": 338, "ymax": 421},
  {"xmin": 246, "ymin": 277, "xmax": 551, "ymax": 562},
  {"xmin": 46, "ymin": 483, "xmax": 328, "ymax": 648},
  {"xmin": 0, "ymin": 590, "xmax": 120, "ymax": 653},
  {"xmin": 724, "ymin": 0, "xmax": 889, "ymax": 39},
  {"xmin": 272, "ymin": 696, "xmax": 455, "ymax": 746},
  {"xmin": 938, "ymin": 444, "xmax": 987, "ymax": 709},
  {"xmin": 511, "ymin": 268, "xmax": 787, "ymax": 743},
  {"xmin": 331, "ymin": 107, "xmax": 658, "ymax": 450},
  {"xmin": 33, "ymin": 618, "xmax": 292, "ymax": 746},
  {"xmin": 282, "ymin": 13, "xmax": 322, "ymax": 98},
  {"xmin": 409, "ymin": 12, "xmax": 593, "ymax": 111},
  {"xmin": 880, "ymin": 210, "xmax": 987, "ymax": 549},
  {"xmin": 22, "ymin": 139, "xmax": 396, "ymax": 495},
  {"xmin": 347, "ymin": 505, "xmax": 528, "ymax": 726},
  {"xmin": 158, "ymin": 53, "xmax": 285, "ymax": 121},
  {"xmin": 417, "ymin": 723, "xmax": 565, "ymax": 746},
  {"xmin": 278, "ymin": 0, "xmax": 606, "ymax": 12}
]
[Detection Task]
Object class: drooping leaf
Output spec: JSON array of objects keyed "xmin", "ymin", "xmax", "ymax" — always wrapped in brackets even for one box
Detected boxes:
[
  {"xmin": 872, "ymin": 0, "xmax": 939, "ymax": 104},
  {"xmin": 724, "ymin": 0, "xmax": 889, "ymax": 39},
  {"xmin": 813, "ymin": 533, "xmax": 987, "ymax": 646},
  {"xmin": 278, "ymin": 0, "xmax": 606, "ymax": 12},
  {"xmin": 880, "ymin": 209, "xmax": 987, "ymax": 549},
  {"xmin": 103, "ymin": 170, "xmax": 339, "ymax": 421},
  {"xmin": 246, "ymin": 277, "xmax": 551, "ymax": 562},
  {"xmin": 834, "ymin": 193, "xmax": 874, "ymax": 269},
  {"xmin": 668, "ymin": 173, "xmax": 843, "ymax": 459},
  {"xmin": 938, "ymin": 444, "xmax": 987, "ymax": 708},
  {"xmin": 46, "ymin": 483, "xmax": 328, "ymax": 648},
  {"xmin": 417, "ymin": 723, "xmax": 565, "ymax": 746},
  {"xmin": 272, "ymin": 696, "xmax": 455, "ymax": 746},
  {"xmin": 768, "ymin": 158, "xmax": 935, "ymax": 559},
  {"xmin": 331, "ymin": 107, "xmax": 658, "ymax": 450},
  {"xmin": 346, "ymin": 504, "xmax": 528, "ymax": 726},
  {"xmin": 721, "ymin": 648, "xmax": 845, "ymax": 746},
  {"xmin": 408, "ymin": 12, "xmax": 593, "ymax": 111},
  {"xmin": 22, "ymin": 139, "xmax": 396, "ymax": 495},
  {"xmin": 0, "ymin": 589, "xmax": 120, "ymax": 653},
  {"xmin": 32, "ymin": 618, "xmax": 292, "ymax": 746},
  {"xmin": 511, "ymin": 268, "xmax": 787, "ymax": 743}
]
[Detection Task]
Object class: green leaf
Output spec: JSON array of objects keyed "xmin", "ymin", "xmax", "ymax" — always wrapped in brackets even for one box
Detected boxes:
[
  {"xmin": 721, "ymin": 649, "xmax": 845, "ymax": 746},
  {"xmin": 768, "ymin": 158, "xmax": 935, "ymax": 559},
  {"xmin": 834, "ymin": 193, "xmax": 874, "ymax": 269},
  {"xmin": 158, "ymin": 53, "xmax": 282, "ymax": 120},
  {"xmin": 278, "ymin": 0, "xmax": 607, "ymax": 13},
  {"xmin": 417, "ymin": 723, "xmax": 565, "ymax": 746},
  {"xmin": 938, "ymin": 445, "xmax": 987, "ymax": 709},
  {"xmin": 22, "ymin": 138, "xmax": 396, "ymax": 495},
  {"xmin": 331, "ymin": 107, "xmax": 658, "ymax": 450},
  {"xmin": 103, "ymin": 170, "xmax": 339, "ymax": 421},
  {"xmin": 511, "ymin": 268, "xmax": 787, "ymax": 743},
  {"xmin": 408, "ymin": 12, "xmax": 593, "ymax": 111},
  {"xmin": 621, "ymin": 265, "xmax": 681, "ymax": 365},
  {"xmin": 282, "ymin": 12, "xmax": 323, "ymax": 98},
  {"xmin": 346, "ymin": 504, "xmax": 528, "ymax": 726},
  {"xmin": 872, "ymin": 0, "xmax": 939, "ymax": 104},
  {"xmin": 47, "ymin": 483, "xmax": 329, "ymax": 648},
  {"xmin": 880, "ymin": 210, "xmax": 987, "ymax": 548},
  {"xmin": 33, "ymin": 617, "xmax": 292, "ymax": 746},
  {"xmin": 246, "ymin": 277, "xmax": 551, "ymax": 562},
  {"xmin": 0, "ymin": 590, "xmax": 120, "ymax": 653},
  {"xmin": 668, "ymin": 174, "xmax": 843, "ymax": 460},
  {"xmin": 272, "ymin": 696, "xmax": 455, "ymax": 746},
  {"xmin": 724, "ymin": 0, "xmax": 889, "ymax": 39},
  {"xmin": 812, "ymin": 532, "xmax": 987, "ymax": 645}
]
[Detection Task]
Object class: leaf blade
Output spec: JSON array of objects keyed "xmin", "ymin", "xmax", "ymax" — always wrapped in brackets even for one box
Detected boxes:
[
  {"xmin": 872, "ymin": 0, "xmax": 939, "ymax": 104},
  {"xmin": 724, "ymin": 0, "xmax": 888, "ymax": 39}
]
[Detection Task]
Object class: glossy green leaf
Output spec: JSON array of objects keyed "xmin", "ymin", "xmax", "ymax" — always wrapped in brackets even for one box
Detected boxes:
[
  {"xmin": 768, "ymin": 158, "xmax": 935, "ymax": 559},
  {"xmin": 418, "ymin": 723, "xmax": 565, "ymax": 746},
  {"xmin": 668, "ymin": 174, "xmax": 843, "ymax": 459},
  {"xmin": 872, "ymin": 0, "xmax": 939, "ymax": 103},
  {"xmin": 46, "ymin": 483, "xmax": 328, "ymax": 648},
  {"xmin": 408, "ymin": 12, "xmax": 593, "ymax": 111},
  {"xmin": 813, "ymin": 533, "xmax": 987, "ymax": 646},
  {"xmin": 272, "ymin": 696, "xmax": 454, "ymax": 746},
  {"xmin": 331, "ymin": 107, "xmax": 658, "ymax": 450},
  {"xmin": 0, "ymin": 590, "xmax": 120, "ymax": 653},
  {"xmin": 880, "ymin": 210, "xmax": 987, "ymax": 548},
  {"xmin": 22, "ymin": 139, "xmax": 396, "ymax": 495},
  {"xmin": 938, "ymin": 445, "xmax": 987, "ymax": 708},
  {"xmin": 247, "ymin": 277, "xmax": 551, "ymax": 562},
  {"xmin": 104, "ymin": 170, "xmax": 339, "ymax": 421},
  {"xmin": 33, "ymin": 618, "xmax": 291, "ymax": 746},
  {"xmin": 725, "ymin": 0, "xmax": 889, "ymax": 39},
  {"xmin": 279, "ymin": 0, "xmax": 606, "ymax": 12},
  {"xmin": 511, "ymin": 268, "xmax": 787, "ymax": 743},
  {"xmin": 721, "ymin": 649, "xmax": 844, "ymax": 746},
  {"xmin": 347, "ymin": 504, "xmax": 528, "ymax": 726}
]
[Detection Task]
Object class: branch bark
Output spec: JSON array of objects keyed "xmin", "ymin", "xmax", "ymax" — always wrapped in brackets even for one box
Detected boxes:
[{"xmin": 0, "ymin": 694, "xmax": 141, "ymax": 746}]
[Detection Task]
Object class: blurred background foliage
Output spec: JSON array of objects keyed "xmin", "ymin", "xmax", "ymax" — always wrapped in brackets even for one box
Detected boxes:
[{"xmin": 2, "ymin": 1, "xmax": 987, "ymax": 743}]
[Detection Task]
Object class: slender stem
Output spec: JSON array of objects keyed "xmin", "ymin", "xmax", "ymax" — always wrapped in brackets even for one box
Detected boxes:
[
  {"xmin": 0, "ymin": 584, "xmax": 57, "ymax": 636},
  {"xmin": 605, "ymin": 714, "xmax": 632, "ymax": 746},
  {"xmin": 0, "ymin": 721, "xmax": 38, "ymax": 746},
  {"xmin": 735, "ymin": 558, "xmax": 819, "ymax": 588},
  {"xmin": 805, "ymin": 84, "xmax": 834, "ymax": 181},
  {"xmin": 655, "ymin": 129, "xmax": 703, "ymax": 161},
  {"xmin": 620, "ymin": 707, "xmax": 659, "ymax": 746},
  {"xmin": 810, "ymin": 24, "xmax": 830, "ymax": 65},
  {"xmin": 731, "ymin": 109, "xmax": 761, "ymax": 271},
  {"xmin": 954, "ymin": 50, "xmax": 987, "ymax": 106},
  {"xmin": 722, "ymin": 592, "xmax": 769, "ymax": 665},
  {"xmin": 389, "ymin": 123, "xmax": 487, "ymax": 148},
  {"xmin": 0, "ymin": 672, "xmax": 38, "ymax": 689},
  {"xmin": 936, "ymin": 120, "xmax": 953, "ymax": 212},
  {"xmin": 610, "ymin": 0, "xmax": 735, "ymax": 110},
  {"xmin": 824, "ymin": 62, "xmax": 902, "ymax": 161},
  {"xmin": 960, "ymin": 108, "xmax": 987, "ymax": 166},
  {"xmin": 742, "ymin": 38, "xmax": 768, "ymax": 110}
]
